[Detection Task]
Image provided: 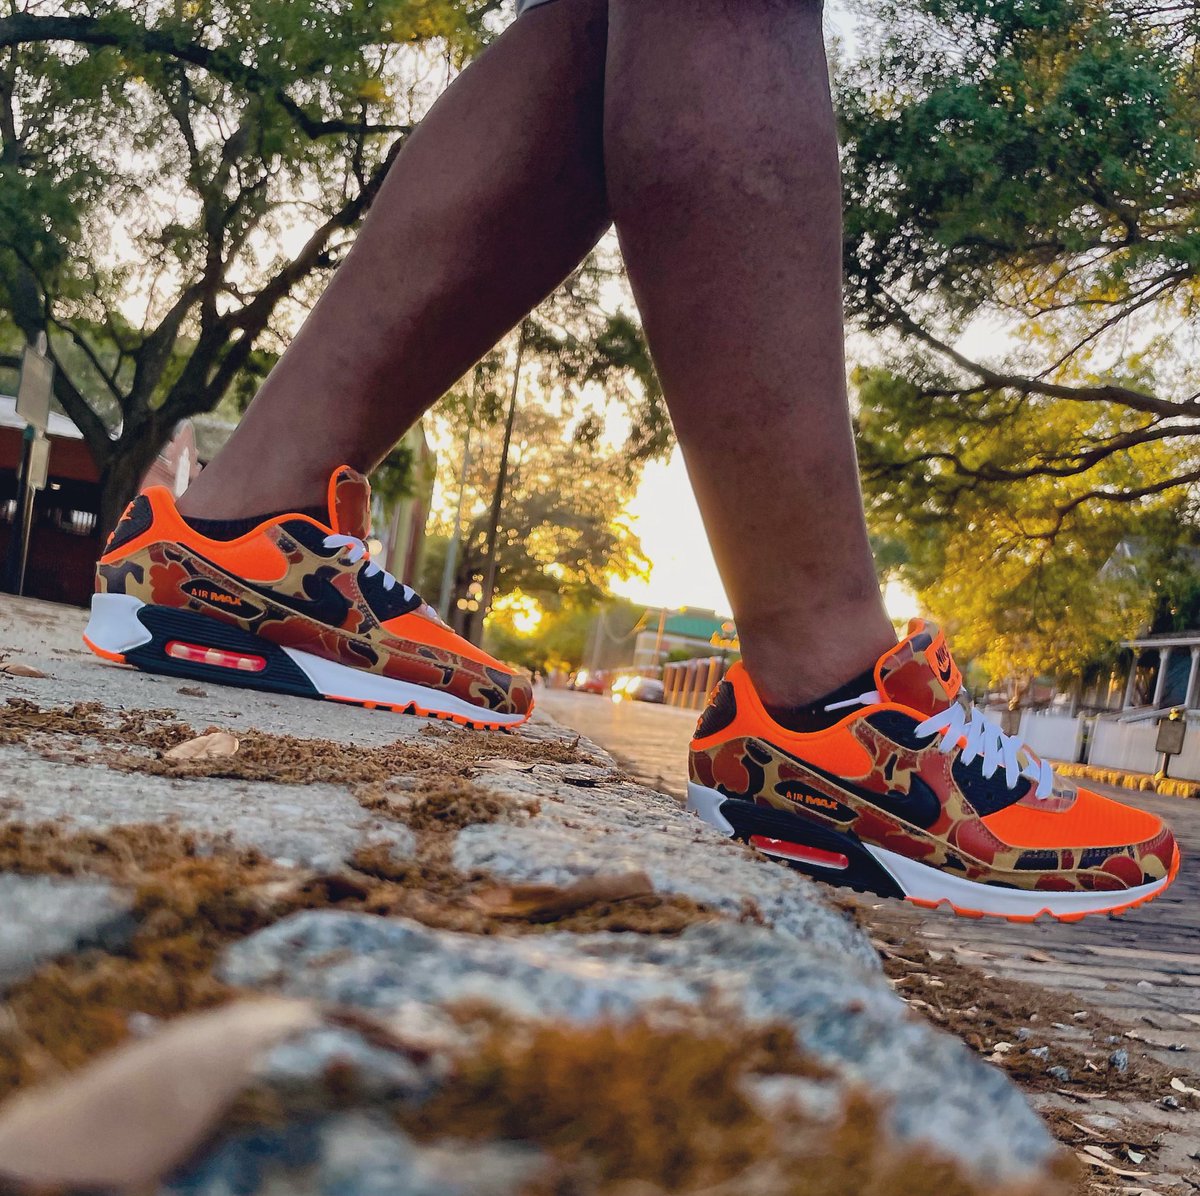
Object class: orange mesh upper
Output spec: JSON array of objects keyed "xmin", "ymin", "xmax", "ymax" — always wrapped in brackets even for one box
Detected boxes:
[
  {"xmin": 103, "ymin": 486, "xmax": 513, "ymax": 673},
  {"xmin": 982, "ymin": 787, "xmax": 1165, "ymax": 851},
  {"xmin": 327, "ymin": 466, "xmax": 372, "ymax": 539},
  {"xmin": 99, "ymin": 487, "xmax": 306, "ymax": 583},
  {"xmin": 382, "ymin": 610, "xmax": 507, "ymax": 670},
  {"xmin": 692, "ymin": 661, "xmax": 880, "ymax": 779}
]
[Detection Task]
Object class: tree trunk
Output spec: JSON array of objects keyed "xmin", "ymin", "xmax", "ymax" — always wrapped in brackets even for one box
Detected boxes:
[{"xmin": 97, "ymin": 424, "xmax": 168, "ymax": 538}]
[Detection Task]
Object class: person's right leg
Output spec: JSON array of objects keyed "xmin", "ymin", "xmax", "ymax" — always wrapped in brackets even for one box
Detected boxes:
[
  {"xmin": 88, "ymin": 0, "xmax": 611, "ymax": 728},
  {"xmin": 605, "ymin": 0, "xmax": 895, "ymax": 710},
  {"xmin": 604, "ymin": 0, "xmax": 1178, "ymax": 922}
]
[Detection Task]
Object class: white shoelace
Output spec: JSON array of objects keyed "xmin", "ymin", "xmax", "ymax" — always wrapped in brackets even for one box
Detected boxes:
[
  {"xmin": 824, "ymin": 689, "xmax": 1055, "ymax": 800},
  {"xmin": 324, "ymin": 533, "xmax": 416, "ymax": 602}
]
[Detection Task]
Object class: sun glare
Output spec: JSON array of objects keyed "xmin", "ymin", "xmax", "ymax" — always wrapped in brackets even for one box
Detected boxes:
[{"xmin": 493, "ymin": 591, "xmax": 545, "ymax": 635}]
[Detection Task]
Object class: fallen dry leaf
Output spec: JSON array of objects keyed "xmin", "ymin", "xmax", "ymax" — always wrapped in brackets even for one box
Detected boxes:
[
  {"xmin": 1081, "ymin": 1144, "xmax": 1116, "ymax": 1162},
  {"xmin": 164, "ymin": 731, "xmax": 240, "ymax": 761},
  {"xmin": 1024, "ymin": 949, "xmax": 1056, "ymax": 964},
  {"xmin": 0, "ymin": 999, "xmax": 318, "ymax": 1189},
  {"xmin": 472, "ymin": 758, "xmax": 536, "ymax": 773},
  {"xmin": 1, "ymin": 662, "xmax": 47, "ymax": 678},
  {"xmin": 470, "ymin": 871, "xmax": 655, "ymax": 922},
  {"xmin": 1075, "ymin": 1153, "xmax": 1150, "ymax": 1178},
  {"xmin": 1169, "ymin": 1077, "xmax": 1200, "ymax": 1098}
]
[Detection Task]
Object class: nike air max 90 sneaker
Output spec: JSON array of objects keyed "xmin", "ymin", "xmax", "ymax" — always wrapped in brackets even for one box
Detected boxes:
[
  {"xmin": 83, "ymin": 466, "xmax": 533, "ymax": 728},
  {"xmin": 688, "ymin": 620, "xmax": 1180, "ymax": 921}
]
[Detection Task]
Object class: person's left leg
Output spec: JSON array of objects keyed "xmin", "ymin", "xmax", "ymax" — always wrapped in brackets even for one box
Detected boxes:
[
  {"xmin": 599, "ymin": 0, "xmax": 1179, "ymax": 923},
  {"xmin": 87, "ymin": 1, "xmax": 608, "ymax": 728},
  {"xmin": 179, "ymin": 0, "xmax": 609, "ymax": 521}
]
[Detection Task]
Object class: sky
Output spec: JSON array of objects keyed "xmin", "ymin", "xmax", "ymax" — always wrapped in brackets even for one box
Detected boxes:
[{"xmin": 608, "ymin": 448, "xmax": 922, "ymax": 626}]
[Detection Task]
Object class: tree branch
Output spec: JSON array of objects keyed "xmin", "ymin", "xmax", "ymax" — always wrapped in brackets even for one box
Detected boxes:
[
  {"xmin": 0, "ymin": 13, "xmax": 412, "ymax": 140},
  {"xmin": 880, "ymin": 294, "xmax": 1199, "ymax": 420}
]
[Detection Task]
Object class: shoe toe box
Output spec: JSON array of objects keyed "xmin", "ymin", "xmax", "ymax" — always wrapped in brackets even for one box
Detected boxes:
[{"xmin": 983, "ymin": 786, "xmax": 1179, "ymax": 888}]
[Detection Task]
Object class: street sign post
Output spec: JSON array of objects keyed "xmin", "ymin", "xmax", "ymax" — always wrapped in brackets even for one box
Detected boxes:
[
  {"xmin": 1155, "ymin": 709, "xmax": 1187, "ymax": 779},
  {"xmin": 3, "ymin": 340, "xmax": 55, "ymax": 596},
  {"xmin": 15, "ymin": 343, "xmax": 52, "ymax": 433}
]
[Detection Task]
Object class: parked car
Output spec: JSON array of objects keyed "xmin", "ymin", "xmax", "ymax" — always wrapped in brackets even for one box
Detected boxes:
[
  {"xmin": 611, "ymin": 674, "xmax": 665, "ymax": 704},
  {"xmin": 571, "ymin": 668, "xmax": 611, "ymax": 695}
]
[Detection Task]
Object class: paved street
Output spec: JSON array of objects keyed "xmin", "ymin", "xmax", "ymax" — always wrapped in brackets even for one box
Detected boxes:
[{"xmin": 536, "ymin": 688, "xmax": 1200, "ymax": 1070}]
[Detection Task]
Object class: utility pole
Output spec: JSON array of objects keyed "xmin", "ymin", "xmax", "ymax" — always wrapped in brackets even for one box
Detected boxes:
[
  {"xmin": 3, "ymin": 335, "xmax": 54, "ymax": 597},
  {"xmin": 653, "ymin": 606, "xmax": 670, "ymax": 665},
  {"xmin": 437, "ymin": 366, "xmax": 481, "ymax": 621},
  {"xmin": 474, "ymin": 320, "xmax": 530, "ymax": 642}
]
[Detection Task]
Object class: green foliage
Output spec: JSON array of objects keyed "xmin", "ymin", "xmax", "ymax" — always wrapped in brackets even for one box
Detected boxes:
[
  {"xmin": 519, "ymin": 258, "xmax": 671, "ymax": 472},
  {"xmin": 839, "ymin": 0, "xmax": 1200, "ymax": 678},
  {"xmin": 484, "ymin": 600, "xmax": 611, "ymax": 673},
  {"xmin": 1138, "ymin": 536, "xmax": 1200, "ymax": 634},
  {"xmin": 426, "ymin": 252, "xmax": 667, "ymax": 634},
  {"xmin": 434, "ymin": 388, "xmax": 651, "ymax": 612},
  {"xmin": 0, "ymin": 0, "xmax": 499, "ymax": 526},
  {"xmin": 370, "ymin": 439, "xmax": 421, "ymax": 508}
]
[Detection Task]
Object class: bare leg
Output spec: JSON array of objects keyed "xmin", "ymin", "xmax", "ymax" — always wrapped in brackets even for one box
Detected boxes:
[
  {"xmin": 180, "ymin": 0, "xmax": 609, "ymax": 519},
  {"xmin": 605, "ymin": 0, "xmax": 895, "ymax": 706}
]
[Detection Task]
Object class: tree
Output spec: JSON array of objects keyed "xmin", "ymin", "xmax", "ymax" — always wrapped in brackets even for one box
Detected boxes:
[
  {"xmin": 0, "ymin": 0, "xmax": 499, "ymax": 529},
  {"xmin": 421, "ymin": 251, "xmax": 668, "ymax": 639},
  {"xmin": 838, "ymin": 0, "xmax": 1200, "ymax": 674},
  {"xmin": 484, "ymin": 599, "xmax": 629, "ymax": 674},
  {"xmin": 431, "ymin": 390, "xmax": 651, "ymax": 629}
]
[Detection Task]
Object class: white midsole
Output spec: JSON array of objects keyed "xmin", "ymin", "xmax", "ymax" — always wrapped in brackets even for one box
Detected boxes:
[
  {"xmin": 84, "ymin": 593, "xmax": 154, "ymax": 653},
  {"xmin": 84, "ymin": 594, "xmax": 525, "ymax": 726},
  {"xmin": 685, "ymin": 781, "xmax": 736, "ymax": 835},
  {"xmin": 685, "ymin": 781, "xmax": 1171, "ymax": 916},
  {"xmin": 864, "ymin": 843, "xmax": 1171, "ymax": 916},
  {"xmin": 280, "ymin": 646, "xmax": 525, "ymax": 725}
]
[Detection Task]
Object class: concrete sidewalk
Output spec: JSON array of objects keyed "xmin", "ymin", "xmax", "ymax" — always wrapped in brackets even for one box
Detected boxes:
[
  {"xmin": 0, "ymin": 595, "xmax": 1073, "ymax": 1196},
  {"xmin": 539, "ymin": 686, "xmax": 1200, "ymax": 1193}
]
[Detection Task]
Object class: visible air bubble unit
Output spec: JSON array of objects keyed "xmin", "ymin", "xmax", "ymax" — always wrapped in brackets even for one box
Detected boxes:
[
  {"xmin": 165, "ymin": 640, "xmax": 267, "ymax": 673},
  {"xmin": 749, "ymin": 835, "xmax": 849, "ymax": 871}
]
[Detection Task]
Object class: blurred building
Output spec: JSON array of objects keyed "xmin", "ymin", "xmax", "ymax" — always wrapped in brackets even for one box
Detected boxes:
[
  {"xmin": 0, "ymin": 395, "xmax": 199, "ymax": 607},
  {"xmin": 631, "ymin": 608, "xmax": 736, "ymax": 669}
]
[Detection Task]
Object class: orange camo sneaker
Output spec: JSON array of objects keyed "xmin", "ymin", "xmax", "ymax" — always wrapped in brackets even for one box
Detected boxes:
[
  {"xmin": 687, "ymin": 620, "xmax": 1180, "ymax": 922},
  {"xmin": 83, "ymin": 466, "xmax": 533, "ymax": 729}
]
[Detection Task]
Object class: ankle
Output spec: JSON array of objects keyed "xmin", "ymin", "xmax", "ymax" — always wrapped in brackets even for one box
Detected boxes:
[
  {"xmin": 178, "ymin": 458, "xmax": 330, "ymax": 523},
  {"xmin": 737, "ymin": 604, "xmax": 897, "ymax": 708}
]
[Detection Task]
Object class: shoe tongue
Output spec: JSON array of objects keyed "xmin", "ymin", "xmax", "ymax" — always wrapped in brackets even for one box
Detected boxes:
[
  {"xmin": 876, "ymin": 619, "xmax": 963, "ymax": 716},
  {"xmin": 325, "ymin": 466, "xmax": 372, "ymax": 539}
]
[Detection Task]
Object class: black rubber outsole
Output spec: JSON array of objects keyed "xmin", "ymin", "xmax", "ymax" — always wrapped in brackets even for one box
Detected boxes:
[
  {"xmin": 124, "ymin": 605, "xmax": 323, "ymax": 699},
  {"xmin": 715, "ymin": 795, "xmax": 907, "ymax": 899}
]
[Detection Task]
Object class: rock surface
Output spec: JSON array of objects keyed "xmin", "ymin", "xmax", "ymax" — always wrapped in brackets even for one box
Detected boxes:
[
  {"xmin": 163, "ymin": 1113, "xmax": 544, "ymax": 1196},
  {"xmin": 0, "ymin": 874, "xmax": 133, "ymax": 988},
  {"xmin": 222, "ymin": 913, "xmax": 1056, "ymax": 1181},
  {"xmin": 1, "ymin": 595, "xmax": 1069, "ymax": 1193},
  {"xmin": 457, "ymin": 762, "xmax": 879, "ymax": 961},
  {"xmin": 0, "ymin": 747, "xmax": 415, "ymax": 870}
]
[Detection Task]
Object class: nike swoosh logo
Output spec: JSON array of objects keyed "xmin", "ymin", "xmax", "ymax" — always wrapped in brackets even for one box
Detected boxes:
[
  {"xmin": 185, "ymin": 547, "xmax": 354, "ymax": 629},
  {"xmin": 766, "ymin": 741, "xmax": 943, "ymax": 830},
  {"xmin": 242, "ymin": 567, "xmax": 353, "ymax": 628}
]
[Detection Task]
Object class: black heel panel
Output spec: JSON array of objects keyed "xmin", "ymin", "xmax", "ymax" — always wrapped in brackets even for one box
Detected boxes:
[
  {"xmin": 718, "ymin": 798, "xmax": 906, "ymax": 899},
  {"xmin": 125, "ymin": 606, "xmax": 322, "ymax": 700}
]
